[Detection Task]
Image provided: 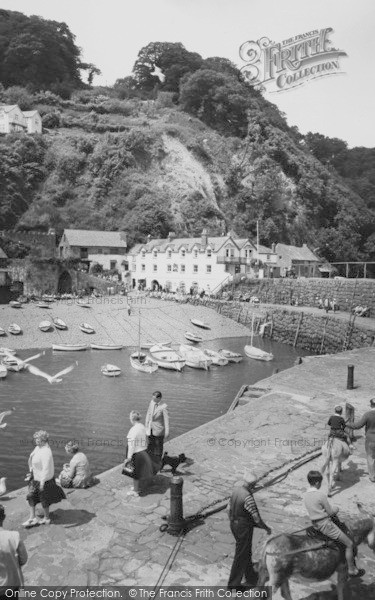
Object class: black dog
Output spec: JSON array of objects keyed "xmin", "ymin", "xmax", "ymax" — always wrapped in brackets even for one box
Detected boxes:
[{"xmin": 161, "ymin": 452, "xmax": 186, "ymax": 475}]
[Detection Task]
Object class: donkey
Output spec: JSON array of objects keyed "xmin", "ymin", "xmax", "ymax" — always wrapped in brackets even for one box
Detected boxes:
[
  {"xmin": 257, "ymin": 504, "xmax": 375, "ymax": 600},
  {"xmin": 321, "ymin": 437, "xmax": 351, "ymax": 496}
]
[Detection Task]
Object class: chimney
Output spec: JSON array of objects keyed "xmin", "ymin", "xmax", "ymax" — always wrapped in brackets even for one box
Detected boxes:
[
  {"xmin": 167, "ymin": 231, "xmax": 176, "ymax": 242},
  {"xmin": 271, "ymin": 243, "xmax": 276, "ymax": 253},
  {"xmin": 201, "ymin": 228, "xmax": 208, "ymax": 246}
]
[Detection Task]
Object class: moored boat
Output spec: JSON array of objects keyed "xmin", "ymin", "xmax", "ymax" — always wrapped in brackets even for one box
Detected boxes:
[
  {"xmin": 0, "ymin": 327, "xmax": 6, "ymax": 337},
  {"xmin": 52, "ymin": 343, "xmax": 87, "ymax": 351},
  {"xmin": 149, "ymin": 345, "xmax": 185, "ymax": 371},
  {"xmin": 101, "ymin": 363, "xmax": 121, "ymax": 377},
  {"xmin": 184, "ymin": 331, "xmax": 203, "ymax": 343},
  {"xmin": 0, "ymin": 364, "xmax": 7, "ymax": 378},
  {"xmin": 190, "ymin": 318, "xmax": 210, "ymax": 330},
  {"xmin": 179, "ymin": 345, "xmax": 212, "ymax": 370},
  {"xmin": 8, "ymin": 323, "xmax": 22, "ymax": 335},
  {"xmin": 218, "ymin": 349, "xmax": 243, "ymax": 363},
  {"xmin": 130, "ymin": 352, "xmax": 158, "ymax": 373},
  {"xmin": 202, "ymin": 348, "xmax": 228, "ymax": 366},
  {"xmin": 77, "ymin": 300, "xmax": 91, "ymax": 308},
  {"xmin": 37, "ymin": 302, "xmax": 50, "ymax": 309},
  {"xmin": 79, "ymin": 323, "xmax": 95, "ymax": 334},
  {"xmin": 244, "ymin": 345, "xmax": 274, "ymax": 361},
  {"xmin": 9, "ymin": 301, "xmax": 21, "ymax": 309},
  {"xmin": 53, "ymin": 317, "xmax": 68, "ymax": 330},
  {"xmin": 140, "ymin": 341, "xmax": 172, "ymax": 350},
  {"xmin": 39, "ymin": 320, "xmax": 53, "ymax": 332},
  {"xmin": 2, "ymin": 356, "xmax": 23, "ymax": 372},
  {"xmin": 42, "ymin": 295, "xmax": 55, "ymax": 303},
  {"xmin": 0, "ymin": 348, "xmax": 16, "ymax": 356},
  {"xmin": 91, "ymin": 343, "xmax": 123, "ymax": 350}
]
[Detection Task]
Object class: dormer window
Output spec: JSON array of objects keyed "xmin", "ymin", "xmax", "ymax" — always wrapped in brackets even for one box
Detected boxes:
[
  {"xmin": 207, "ymin": 249, "xmax": 212, "ymax": 258},
  {"xmin": 167, "ymin": 249, "xmax": 172, "ymax": 259},
  {"xmin": 181, "ymin": 249, "xmax": 186, "ymax": 257},
  {"xmin": 173, "ymin": 264, "xmax": 178, "ymax": 272},
  {"xmin": 193, "ymin": 249, "xmax": 198, "ymax": 258},
  {"xmin": 153, "ymin": 250, "xmax": 158, "ymax": 258},
  {"xmin": 141, "ymin": 250, "xmax": 146, "ymax": 258}
]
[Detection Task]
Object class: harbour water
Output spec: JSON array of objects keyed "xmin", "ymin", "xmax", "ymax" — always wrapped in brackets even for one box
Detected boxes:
[{"xmin": 0, "ymin": 337, "xmax": 309, "ymax": 491}]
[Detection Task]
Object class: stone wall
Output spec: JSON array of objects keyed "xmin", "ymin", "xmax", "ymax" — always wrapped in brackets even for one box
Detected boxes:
[
  {"xmin": 232, "ymin": 278, "xmax": 375, "ymax": 316},
  {"xmin": 186, "ymin": 297, "xmax": 375, "ymax": 354}
]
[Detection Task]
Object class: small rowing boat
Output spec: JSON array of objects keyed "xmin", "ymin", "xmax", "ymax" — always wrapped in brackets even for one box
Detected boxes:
[
  {"xmin": 244, "ymin": 345, "xmax": 274, "ymax": 361},
  {"xmin": 140, "ymin": 341, "xmax": 171, "ymax": 350},
  {"xmin": 184, "ymin": 331, "xmax": 203, "ymax": 343},
  {"xmin": 39, "ymin": 320, "xmax": 53, "ymax": 332},
  {"xmin": 0, "ymin": 364, "xmax": 7, "ymax": 378},
  {"xmin": 101, "ymin": 364, "xmax": 121, "ymax": 377},
  {"xmin": 79, "ymin": 323, "xmax": 95, "ymax": 334},
  {"xmin": 0, "ymin": 327, "xmax": 6, "ymax": 337},
  {"xmin": 52, "ymin": 344, "xmax": 87, "ymax": 351},
  {"xmin": 91, "ymin": 343, "xmax": 123, "ymax": 350},
  {"xmin": 202, "ymin": 348, "xmax": 228, "ymax": 366},
  {"xmin": 53, "ymin": 317, "xmax": 68, "ymax": 330},
  {"xmin": 218, "ymin": 349, "xmax": 243, "ymax": 363},
  {"xmin": 190, "ymin": 318, "xmax": 210, "ymax": 330},
  {"xmin": 2, "ymin": 356, "xmax": 23, "ymax": 372},
  {"xmin": 77, "ymin": 300, "xmax": 91, "ymax": 308},
  {"xmin": 42, "ymin": 295, "xmax": 55, "ymax": 303},
  {"xmin": 9, "ymin": 301, "xmax": 21, "ymax": 308},
  {"xmin": 37, "ymin": 302, "xmax": 50, "ymax": 309},
  {"xmin": 8, "ymin": 323, "xmax": 22, "ymax": 335},
  {"xmin": 149, "ymin": 345, "xmax": 185, "ymax": 371},
  {"xmin": 179, "ymin": 345, "xmax": 212, "ymax": 370},
  {"xmin": 130, "ymin": 352, "xmax": 158, "ymax": 373}
]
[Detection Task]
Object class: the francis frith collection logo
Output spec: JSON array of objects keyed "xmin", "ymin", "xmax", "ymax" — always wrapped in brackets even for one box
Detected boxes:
[{"xmin": 239, "ymin": 27, "xmax": 347, "ymax": 93}]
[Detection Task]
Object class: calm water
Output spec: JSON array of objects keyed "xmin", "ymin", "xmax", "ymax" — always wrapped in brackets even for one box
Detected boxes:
[{"xmin": 0, "ymin": 337, "xmax": 308, "ymax": 491}]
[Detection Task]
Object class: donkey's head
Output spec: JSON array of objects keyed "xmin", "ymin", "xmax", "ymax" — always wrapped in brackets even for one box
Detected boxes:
[{"xmin": 357, "ymin": 502, "xmax": 375, "ymax": 551}]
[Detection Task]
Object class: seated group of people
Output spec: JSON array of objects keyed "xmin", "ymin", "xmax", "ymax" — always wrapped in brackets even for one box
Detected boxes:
[
  {"xmin": 58, "ymin": 442, "xmax": 96, "ymax": 489},
  {"xmin": 352, "ymin": 305, "xmax": 370, "ymax": 317}
]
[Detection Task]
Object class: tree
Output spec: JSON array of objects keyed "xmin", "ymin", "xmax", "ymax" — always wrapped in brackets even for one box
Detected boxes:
[
  {"xmin": 132, "ymin": 42, "xmax": 203, "ymax": 92},
  {"xmin": 0, "ymin": 10, "xmax": 98, "ymax": 92},
  {"xmin": 179, "ymin": 69, "xmax": 250, "ymax": 137}
]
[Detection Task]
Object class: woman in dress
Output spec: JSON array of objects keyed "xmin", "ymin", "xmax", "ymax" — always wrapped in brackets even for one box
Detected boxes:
[
  {"xmin": 23, "ymin": 430, "xmax": 66, "ymax": 527},
  {"xmin": 59, "ymin": 442, "xmax": 96, "ymax": 489},
  {"xmin": 124, "ymin": 411, "xmax": 154, "ymax": 497}
]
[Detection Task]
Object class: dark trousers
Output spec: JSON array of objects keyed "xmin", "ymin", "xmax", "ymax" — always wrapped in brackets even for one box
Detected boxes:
[
  {"xmin": 147, "ymin": 434, "xmax": 164, "ymax": 472},
  {"xmin": 228, "ymin": 519, "xmax": 257, "ymax": 587}
]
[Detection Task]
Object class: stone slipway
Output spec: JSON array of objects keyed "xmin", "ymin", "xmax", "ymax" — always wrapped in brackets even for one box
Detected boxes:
[{"xmin": 2, "ymin": 347, "xmax": 375, "ymax": 598}]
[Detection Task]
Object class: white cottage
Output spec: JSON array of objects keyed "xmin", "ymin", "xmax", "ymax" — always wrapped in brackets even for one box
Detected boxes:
[{"xmin": 0, "ymin": 105, "xmax": 42, "ymax": 134}]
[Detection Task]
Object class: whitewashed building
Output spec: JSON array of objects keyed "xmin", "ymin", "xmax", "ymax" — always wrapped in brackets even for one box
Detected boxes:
[
  {"xmin": 127, "ymin": 230, "xmax": 257, "ymax": 293},
  {"xmin": 0, "ymin": 105, "xmax": 42, "ymax": 134},
  {"xmin": 58, "ymin": 230, "xmax": 128, "ymax": 280}
]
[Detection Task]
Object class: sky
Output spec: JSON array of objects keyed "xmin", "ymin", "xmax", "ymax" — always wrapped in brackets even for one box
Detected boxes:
[{"xmin": 2, "ymin": 0, "xmax": 374, "ymax": 148}]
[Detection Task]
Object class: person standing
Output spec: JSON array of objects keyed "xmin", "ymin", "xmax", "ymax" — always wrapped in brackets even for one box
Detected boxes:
[
  {"xmin": 145, "ymin": 391, "xmax": 169, "ymax": 471},
  {"xmin": 23, "ymin": 430, "xmax": 66, "ymax": 528},
  {"xmin": 0, "ymin": 505, "xmax": 28, "ymax": 596},
  {"xmin": 348, "ymin": 398, "xmax": 375, "ymax": 482},
  {"xmin": 124, "ymin": 411, "xmax": 154, "ymax": 497},
  {"xmin": 227, "ymin": 471, "xmax": 271, "ymax": 590}
]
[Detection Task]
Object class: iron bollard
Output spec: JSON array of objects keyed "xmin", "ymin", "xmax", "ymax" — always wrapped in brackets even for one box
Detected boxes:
[
  {"xmin": 347, "ymin": 365, "xmax": 354, "ymax": 390},
  {"xmin": 166, "ymin": 476, "xmax": 184, "ymax": 536}
]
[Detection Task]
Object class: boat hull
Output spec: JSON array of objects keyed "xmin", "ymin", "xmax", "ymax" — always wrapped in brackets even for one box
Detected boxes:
[
  {"xmin": 39, "ymin": 321, "xmax": 53, "ymax": 332},
  {"xmin": 203, "ymin": 350, "xmax": 228, "ymax": 366},
  {"xmin": 101, "ymin": 365, "xmax": 121, "ymax": 377},
  {"xmin": 190, "ymin": 318, "xmax": 210, "ymax": 330},
  {"xmin": 53, "ymin": 319, "xmax": 68, "ymax": 330},
  {"xmin": 79, "ymin": 323, "xmax": 95, "ymax": 334},
  {"xmin": 219, "ymin": 350, "xmax": 243, "ymax": 363},
  {"xmin": 0, "ymin": 366, "xmax": 7, "ymax": 378},
  {"xmin": 91, "ymin": 344, "xmax": 123, "ymax": 350},
  {"xmin": 130, "ymin": 354, "xmax": 158, "ymax": 373},
  {"xmin": 52, "ymin": 344, "xmax": 87, "ymax": 351},
  {"xmin": 184, "ymin": 331, "xmax": 203, "ymax": 343},
  {"xmin": 179, "ymin": 345, "xmax": 211, "ymax": 370},
  {"xmin": 244, "ymin": 345, "xmax": 274, "ymax": 361},
  {"xmin": 8, "ymin": 324, "xmax": 22, "ymax": 335}
]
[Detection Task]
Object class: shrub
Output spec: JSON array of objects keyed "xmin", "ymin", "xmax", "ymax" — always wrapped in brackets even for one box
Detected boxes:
[{"xmin": 42, "ymin": 112, "xmax": 61, "ymax": 128}]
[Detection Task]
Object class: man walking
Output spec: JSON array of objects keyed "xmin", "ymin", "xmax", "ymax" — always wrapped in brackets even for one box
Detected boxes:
[
  {"xmin": 0, "ymin": 504, "xmax": 28, "ymax": 596},
  {"xmin": 348, "ymin": 398, "xmax": 375, "ymax": 482},
  {"xmin": 227, "ymin": 471, "xmax": 271, "ymax": 590},
  {"xmin": 145, "ymin": 391, "xmax": 169, "ymax": 471}
]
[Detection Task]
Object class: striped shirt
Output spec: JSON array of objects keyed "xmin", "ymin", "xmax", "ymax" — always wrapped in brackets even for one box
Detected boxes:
[{"xmin": 244, "ymin": 493, "xmax": 261, "ymax": 524}]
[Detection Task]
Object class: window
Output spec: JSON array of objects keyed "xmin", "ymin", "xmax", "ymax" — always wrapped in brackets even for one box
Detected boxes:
[
  {"xmin": 193, "ymin": 265, "xmax": 198, "ymax": 273},
  {"xmin": 153, "ymin": 250, "xmax": 158, "ymax": 258},
  {"xmin": 207, "ymin": 249, "xmax": 212, "ymax": 258},
  {"xmin": 141, "ymin": 251, "xmax": 146, "ymax": 258},
  {"xmin": 226, "ymin": 248, "xmax": 230, "ymax": 258},
  {"xmin": 112, "ymin": 247, "xmax": 120, "ymax": 254},
  {"xmin": 181, "ymin": 249, "xmax": 186, "ymax": 257},
  {"xmin": 97, "ymin": 248, "xmax": 103, "ymax": 254},
  {"xmin": 173, "ymin": 264, "xmax": 178, "ymax": 272},
  {"xmin": 193, "ymin": 250, "xmax": 198, "ymax": 258},
  {"xmin": 167, "ymin": 265, "xmax": 172, "ymax": 272},
  {"xmin": 267, "ymin": 254, "xmax": 270, "ymax": 260},
  {"xmin": 80, "ymin": 247, "xmax": 88, "ymax": 259},
  {"xmin": 141, "ymin": 264, "xmax": 145, "ymax": 271},
  {"xmin": 110, "ymin": 260, "xmax": 117, "ymax": 270},
  {"xmin": 206, "ymin": 265, "xmax": 212, "ymax": 273},
  {"xmin": 167, "ymin": 250, "xmax": 172, "ymax": 259},
  {"xmin": 132, "ymin": 264, "xmax": 136, "ymax": 272},
  {"xmin": 153, "ymin": 264, "xmax": 157, "ymax": 272},
  {"xmin": 181, "ymin": 265, "xmax": 185, "ymax": 272}
]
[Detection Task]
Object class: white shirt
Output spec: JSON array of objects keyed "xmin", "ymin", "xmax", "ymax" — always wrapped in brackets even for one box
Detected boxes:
[
  {"xmin": 29, "ymin": 444, "xmax": 54, "ymax": 484},
  {"xmin": 127, "ymin": 422, "xmax": 148, "ymax": 459}
]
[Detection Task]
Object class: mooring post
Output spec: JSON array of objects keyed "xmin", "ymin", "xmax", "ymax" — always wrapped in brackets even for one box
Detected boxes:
[
  {"xmin": 167, "ymin": 476, "xmax": 184, "ymax": 535},
  {"xmin": 347, "ymin": 364, "xmax": 354, "ymax": 390}
]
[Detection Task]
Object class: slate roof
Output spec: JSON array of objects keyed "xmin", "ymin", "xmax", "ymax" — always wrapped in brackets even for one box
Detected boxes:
[
  {"xmin": 275, "ymin": 243, "xmax": 320, "ymax": 262},
  {"xmin": 0, "ymin": 105, "xmax": 18, "ymax": 113},
  {"xmin": 22, "ymin": 111, "xmax": 39, "ymax": 118},
  {"xmin": 129, "ymin": 235, "xmax": 254, "ymax": 255},
  {"xmin": 61, "ymin": 230, "xmax": 127, "ymax": 248}
]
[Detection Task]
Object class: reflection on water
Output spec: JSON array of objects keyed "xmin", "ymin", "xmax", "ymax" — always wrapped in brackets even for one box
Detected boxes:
[{"xmin": 0, "ymin": 337, "xmax": 308, "ymax": 490}]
